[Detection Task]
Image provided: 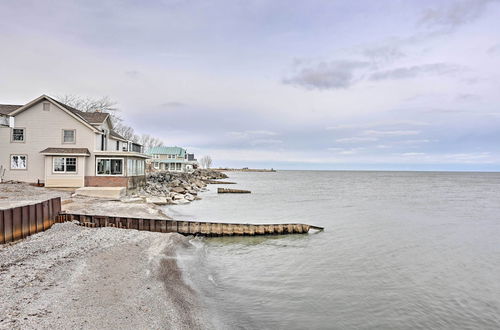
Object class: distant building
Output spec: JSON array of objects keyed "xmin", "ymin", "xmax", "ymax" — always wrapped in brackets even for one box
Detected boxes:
[
  {"xmin": 0, "ymin": 95, "xmax": 149, "ymax": 189},
  {"xmin": 146, "ymin": 146, "xmax": 197, "ymax": 172}
]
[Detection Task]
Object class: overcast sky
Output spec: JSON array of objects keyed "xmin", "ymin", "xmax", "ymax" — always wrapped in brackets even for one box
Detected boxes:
[{"xmin": 1, "ymin": 0, "xmax": 500, "ymax": 170}]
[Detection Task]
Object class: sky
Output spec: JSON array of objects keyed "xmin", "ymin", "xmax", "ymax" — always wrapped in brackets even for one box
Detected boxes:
[{"xmin": 1, "ymin": 0, "xmax": 500, "ymax": 170}]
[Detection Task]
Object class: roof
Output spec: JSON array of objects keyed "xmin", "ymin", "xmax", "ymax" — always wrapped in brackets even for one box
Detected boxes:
[
  {"xmin": 146, "ymin": 146, "xmax": 186, "ymax": 157},
  {"xmin": 51, "ymin": 99, "xmax": 109, "ymax": 124},
  {"xmin": 40, "ymin": 147, "xmax": 91, "ymax": 156},
  {"xmin": 0, "ymin": 104, "xmax": 22, "ymax": 116},
  {"xmin": 109, "ymin": 130, "xmax": 127, "ymax": 141}
]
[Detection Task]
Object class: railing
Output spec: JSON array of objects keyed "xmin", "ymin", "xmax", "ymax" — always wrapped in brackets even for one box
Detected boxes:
[{"xmin": 0, "ymin": 197, "xmax": 62, "ymax": 244}]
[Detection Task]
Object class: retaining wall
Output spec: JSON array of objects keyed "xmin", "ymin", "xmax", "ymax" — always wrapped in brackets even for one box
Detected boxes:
[{"xmin": 0, "ymin": 197, "xmax": 62, "ymax": 244}]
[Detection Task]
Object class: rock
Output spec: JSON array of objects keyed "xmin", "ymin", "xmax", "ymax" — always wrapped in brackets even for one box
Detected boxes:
[
  {"xmin": 170, "ymin": 186, "xmax": 185, "ymax": 194},
  {"xmin": 145, "ymin": 197, "xmax": 168, "ymax": 205},
  {"xmin": 121, "ymin": 197, "xmax": 144, "ymax": 203},
  {"xmin": 184, "ymin": 193, "xmax": 195, "ymax": 201}
]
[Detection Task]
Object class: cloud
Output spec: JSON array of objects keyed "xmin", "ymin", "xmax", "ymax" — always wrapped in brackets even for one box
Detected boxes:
[
  {"xmin": 335, "ymin": 137, "xmax": 378, "ymax": 143},
  {"xmin": 227, "ymin": 130, "xmax": 279, "ymax": 139},
  {"xmin": 487, "ymin": 43, "xmax": 500, "ymax": 54},
  {"xmin": 456, "ymin": 93, "xmax": 480, "ymax": 102},
  {"xmin": 401, "ymin": 152, "xmax": 426, "ymax": 156},
  {"xmin": 418, "ymin": 0, "xmax": 497, "ymax": 29},
  {"xmin": 124, "ymin": 70, "xmax": 141, "ymax": 79},
  {"xmin": 250, "ymin": 139, "xmax": 283, "ymax": 146},
  {"xmin": 370, "ymin": 63, "xmax": 461, "ymax": 81},
  {"xmin": 326, "ymin": 120, "xmax": 429, "ymax": 130},
  {"xmin": 363, "ymin": 130, "xmax": 420, "ymax": 136},
  {"xmin": 283, "ymin": 60, "xmax": 369, "ymax": 90},
  {"xmin": 160, "ymin": 101, "xmax": 186, "ymax": 108},
  {"xmin": 363, "ymin": 45, "xmax": 405, "ymax": 64}
]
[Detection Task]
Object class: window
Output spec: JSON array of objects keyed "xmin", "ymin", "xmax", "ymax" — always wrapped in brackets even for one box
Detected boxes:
[
  {"xmin": 62, "ymin": 129, "xmax": 76, "ymax": 143},
  {"xmin": 154, "ymin": 162, "xmax": 159, "ymax": 169},
  {"xmin": 176, "ymin": 163, "xmax": 181, "ymax": 171},
  {"xmin": 128, "ymin": 159, "xmax": 145, "ymax": 175},
  {"xmin": 53, "ymin": 157, "xmax": 77, "ymax": 173},
  {"xmin": 10, "ymin": 155, "xmax": 27, "ymax": 170},
  {"xmin": 43, "ymin": 102, "xmax": 50, "ymax": 111},
  {"xmin": 97, "ymin": 158, "xmax": 123, "ymax": 175},
  {"xmin": 116, "ymin": 141, "xmax": 120, "ymax": 151},
  {"xmin": 11, "ymin": 128, "xmax": 25, "ymax": 142}
]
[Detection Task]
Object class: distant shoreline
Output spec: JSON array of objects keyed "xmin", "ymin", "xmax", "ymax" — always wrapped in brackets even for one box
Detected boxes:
[{"xmin": 215, "ymin": 168, "xmax": 276, "ymax": 172}]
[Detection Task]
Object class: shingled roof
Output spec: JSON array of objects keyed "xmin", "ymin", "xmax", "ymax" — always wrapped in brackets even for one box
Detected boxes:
[
  {"xmin": 0, "ymin": 104, "xmax": 22, "ymax": 116},
  {"xmin": 51, "ymin": 99, "xmax": 109, "ymax": 124},
  {"xmin": 40, "ymin": 147, "xmax": 91, "ymax": 155}
]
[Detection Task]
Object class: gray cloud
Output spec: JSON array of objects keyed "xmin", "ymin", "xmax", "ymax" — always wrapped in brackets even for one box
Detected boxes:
[
  {"xmin": 370, "ymin": 63, "xmax": 461, "ymax": 81},
  {"xmin": 125, "ymin": 70, "xmax": 141, "ymax": 79},
  {"xmin": 160, "ymin": 101, "xmax": 186, "ymax": 108},
  {"xmin": 283, "ymin": 60, "xmax": 369, "ymax": 90},
  {"xmin": 419, "ymin": 0, "xmax": 498, "ymax": 29},
  {"xmin": 487, "ymin": 43, "xmax": 500, "ymax": 54},
  {"xmin": 363, "ymin": 45, "xmax": 405, "ymax": 64}
]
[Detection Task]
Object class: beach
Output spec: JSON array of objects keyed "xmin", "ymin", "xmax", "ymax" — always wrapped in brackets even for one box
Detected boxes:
[
  {"xmin": 0, "ymin": 222, "xmax": 207, "ymax": 329},
  {"xmin": 0, "ymin": 173, "xmax": 223, "ymax": 330}
]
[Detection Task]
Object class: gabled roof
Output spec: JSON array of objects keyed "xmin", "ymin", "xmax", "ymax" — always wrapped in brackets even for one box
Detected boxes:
[
  {"xmin": 0, "ymin": 104, "xmax": 22, "ymax": 116},
  {"xmin": 109, "ymin": 130, "xmax": 127, "ymax": 141},
  {"xmin": 146, "ymin": 146, "xmax": 186, "ymax": 157},
  {"xmin": 51, "ymin": 99, "xmax": 109, "ymax": 124},
  {"xmin": 8, "ymin": 95, "xmax": 108, "ymax": 133}
]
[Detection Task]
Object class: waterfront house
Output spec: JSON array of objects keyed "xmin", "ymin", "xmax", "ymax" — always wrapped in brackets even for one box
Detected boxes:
[
  {"xmin": 146, "ymin": 146, "xmax": 197, "ymax": 172},
  {"xmin": 0, "ymin": 95, "xmax": 149, "ymax": 189}
]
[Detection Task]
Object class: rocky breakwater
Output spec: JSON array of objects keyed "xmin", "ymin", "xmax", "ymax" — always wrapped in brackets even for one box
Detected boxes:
[{"xmin": 137, "ymin": 169, "xmax": 228, "ymax": 205}]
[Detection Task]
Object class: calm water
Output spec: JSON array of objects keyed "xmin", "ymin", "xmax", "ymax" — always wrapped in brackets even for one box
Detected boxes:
[{"xmin": 165, "ymin": 171, "xmax": 500, "ymax": 330}]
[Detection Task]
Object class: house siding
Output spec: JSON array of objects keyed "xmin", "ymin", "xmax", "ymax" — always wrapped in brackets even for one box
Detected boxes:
[{"xmin": 0, "ymin": 101, "xmax": 95, "ymax": 183}]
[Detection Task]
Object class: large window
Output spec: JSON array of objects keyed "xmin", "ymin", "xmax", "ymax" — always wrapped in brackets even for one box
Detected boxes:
[
  {"xmin": 53, "ymin": 157, "xmax": 77, "ymax": 173},
  {"xmin": 62, "ymin": 129, "xmax": 76, "ymax": 143},
  {"xmin": 97, "ymin": 158, "xmax": 123, "ymax": 176},
  {"xmin": 11, "ymin": 155, "xmax": 27, "ymax": 170},
  {"xmin": 128, "ymin": 159, "xmax": 145, "ymax": 176},
  {"xmin": 11, "ymin": 128, "xmax": 25, "ymax": 142}
]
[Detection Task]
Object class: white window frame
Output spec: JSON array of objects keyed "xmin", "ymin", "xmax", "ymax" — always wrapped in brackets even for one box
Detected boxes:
[
  {"xmin": 10, "ymin": 154, "xmax": 27, "ymax": 170},
  {"xmin": 43, "ymin": 102, "xmax": 51, "ymax": 111},
  {"xmin": 96, "ymin": 157, "xmax": 124, "ymax": 176},
  {"xmin": 154, "ymin": 162, "xmax": 160, "ymax": 169},
  {"xmin": 52, "ymin": 157, "xmax": 78, "ymax": 174},
  {"xmin": 11, "ymin": 127, "xmax": 26, "ymax": 143},
  {"xmin": 62, "ymin": 129, "xmax": 76, "ymax": 144}
]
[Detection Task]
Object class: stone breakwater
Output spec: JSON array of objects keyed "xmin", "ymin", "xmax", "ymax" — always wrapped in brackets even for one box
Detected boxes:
[{"xmin": 135, "ymin": 169, "xmax": 228, "ymax": 205}]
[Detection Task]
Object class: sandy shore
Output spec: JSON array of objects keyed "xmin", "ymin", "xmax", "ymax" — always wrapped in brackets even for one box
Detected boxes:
[
  {"xmin": 0, "ymin": 222, "xmax": 208, "ymax": 329},
  {"xmin": 0, "ymin": 183, "xmax": 212, "ymax": 329},
  {"xmin": 0, "ymin": 183, "xmax": 171, "ymax": 219}
]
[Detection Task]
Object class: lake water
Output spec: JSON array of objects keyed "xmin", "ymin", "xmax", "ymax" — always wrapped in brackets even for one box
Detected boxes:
[{"xmin": 165, "ymin": 171, "xmax": 500, "ymax": 329}]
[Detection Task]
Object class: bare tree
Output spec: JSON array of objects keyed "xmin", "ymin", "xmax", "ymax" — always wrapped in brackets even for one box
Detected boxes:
[
  {"xmin": 57, "ymin": 95, "xmax": 164, "ymax": 147},
  {"xmin": 57, "ymin": 95, "xmax": 118, "ymax": 113},
  {"xmin": 140, "ymin": 134, "xmax": 164, "ymax": 151},
  {"xmin": 199, "ymin": 155, "xmax": 213, "ymax": 169}
]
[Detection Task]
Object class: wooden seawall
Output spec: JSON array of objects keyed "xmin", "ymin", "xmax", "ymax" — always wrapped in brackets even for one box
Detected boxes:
[{"xmin": 60, "ymin": 212, "xmax": 324, "ymax": 237}]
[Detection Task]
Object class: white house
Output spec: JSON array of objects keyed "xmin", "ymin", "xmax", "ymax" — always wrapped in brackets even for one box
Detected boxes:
[
  {"xmin": 146, "ymin": 146, "xmax": 197, "ymax": 173},
  {"xmin": 0, "ymin": 95, "xmax": 149, "ymax": 189}
]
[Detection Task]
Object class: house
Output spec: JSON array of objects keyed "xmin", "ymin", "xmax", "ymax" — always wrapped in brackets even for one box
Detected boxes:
[
  {"xmin": 0, "ymin": 95, "xmax": 149, "ymax": 189},
  {"xmin": 146, "ymin": 146, "xmax": 197, "ymax": 172}
]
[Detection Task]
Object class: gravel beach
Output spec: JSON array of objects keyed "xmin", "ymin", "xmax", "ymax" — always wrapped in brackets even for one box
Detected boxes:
[{"xmin": 0, "ymin": 222, "xmax": 208, "ymax": 329}]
